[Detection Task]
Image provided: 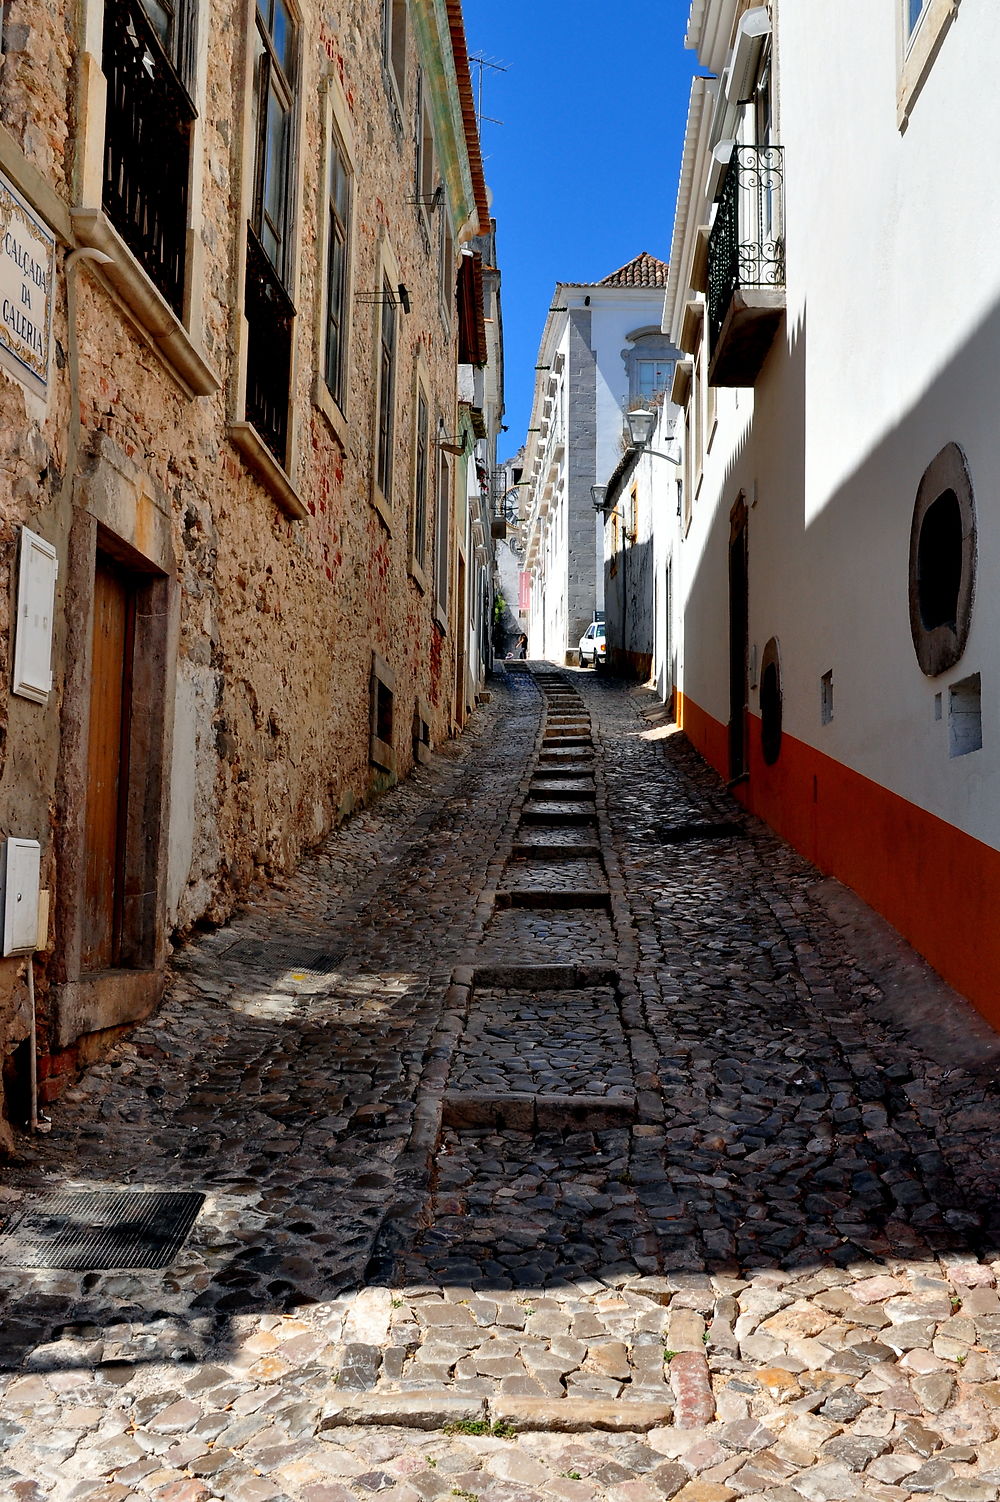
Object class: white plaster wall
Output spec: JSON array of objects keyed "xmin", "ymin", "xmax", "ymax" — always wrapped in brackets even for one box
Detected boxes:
[
  {"xmin": 674, "ymin": 0, "xmax": 1000, "ymax": 847},
  {"xmin": 590, "ymin": 291, "xmax": 672, "ymax": 481}
]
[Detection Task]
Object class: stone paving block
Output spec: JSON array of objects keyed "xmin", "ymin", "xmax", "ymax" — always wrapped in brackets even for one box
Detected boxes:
[{"xmin": 488, "ymin": 1396, "xmax": 674, "ymax": 1432}]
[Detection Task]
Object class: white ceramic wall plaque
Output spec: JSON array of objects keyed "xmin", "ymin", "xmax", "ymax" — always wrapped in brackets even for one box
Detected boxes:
[{"xmin": 0, "ymin": 169, "xmax": 55, "ymax": 398}]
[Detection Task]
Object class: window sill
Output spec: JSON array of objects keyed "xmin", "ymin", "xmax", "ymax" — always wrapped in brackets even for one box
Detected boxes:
[
  {"xmin": 409, "ymin": 556, "xmax": 428, "ymax": 593},
  {"xmin": 371, "ymin": 487, "xmax": 393, "ymax": 534},
  {"xmin": 71, "ymin": 208, "xmax": 219, "ymax": 397},
  {"xmin": 313, "ymin": 379, "xmax": 349, "ymax": 450},
  {"xmin": 433, "ymin": 602, "xmax": 448, "ymax": 634},
  {"xmin": 370, "ymin": 734, "xmax": 395, "ymax": 773},
  {"xmin": 229, "ymin": 422, "xmax": 308, "ymax": 521}
]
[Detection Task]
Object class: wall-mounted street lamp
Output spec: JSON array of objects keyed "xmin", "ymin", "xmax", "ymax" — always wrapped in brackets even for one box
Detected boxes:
[
  {"xmin": 591, "ymin": 484, "xmax": 608, "ymax": 513},
  {"xmin": 624, "ymin": 406, "xmax": 682, "ymax": 464}
]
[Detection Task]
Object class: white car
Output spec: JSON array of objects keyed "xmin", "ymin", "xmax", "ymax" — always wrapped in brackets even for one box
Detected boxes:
[{"xmin": 578, "ymin": 621, "xmax": 606, "ymax": 668}]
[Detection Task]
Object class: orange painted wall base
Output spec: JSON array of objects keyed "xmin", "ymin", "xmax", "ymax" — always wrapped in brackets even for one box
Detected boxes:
[{"xmin": 676, "ymin": 689, "xmax": 1000, "ymax": 1030}]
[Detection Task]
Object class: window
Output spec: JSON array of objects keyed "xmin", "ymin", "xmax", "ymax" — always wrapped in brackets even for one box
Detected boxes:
[
  {"xmin": 908, "ymin": 442, "xmax": 976, "ymax": 677},
  {"xmin": 251, "ymin": 0, "xmax": 296, "ymax": 282},
  {"xmin": 415, "ymin": 73, "xmax": 435, "ymax": 213},
  {"xmin": 376, "ymin": 279, "xmax": 397, "ymax": 501},
  {"xmin": 636, "ymin": 359, "xmax": 674, "ymax": 402},
  {"xmin": 139, "ymin": 0, "xmax": 193, "ymax": 74},
  {"xmin": 242, "ymin": 0, "xmax": 298, "ymax": 466},
  {"xmin": 898, "ymin": 0, "xmax": 958, "ymax": 125},
  {"xmin": 382, "ymin": 0, "xmax": 406, "ymax": 99},
  {"xmin": 434, "ymin": 448, "xmax": 450, "ymax": 621},
  {"xmin": 370, "ymin": 653, "xmax": 395, "ymax": 773},
  {"xmin": 626, "ymin": 329, "xmax": 680, "ymax": 407},
  {"xmin": 324, "ymin": 127, "xmax": 351, "ymax": 408},
  {"xmin": 101, "ymin": 0, "xmax": 196, "ymax": 316},
  {"xmin": 907, "ymin": 0, "xmax": 929, "ymax": 37},
  {"xmin": 439, "ymin": 216, "xmax": 455, "ymax": 324},
  {"xmin": 949, "ymin": 674, "xmax": 982, "ymax": 758},
  {"xmin": 820, "ymin": 670, "xmax": 834, "ymax": 726},
  {"xmin": 412, "ymin": 389, "xmax": 429, "ymax": 570}
]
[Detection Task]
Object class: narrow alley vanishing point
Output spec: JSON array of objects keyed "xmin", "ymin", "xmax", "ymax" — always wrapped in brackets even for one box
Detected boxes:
[{"xmin": 2, "ymin": 669, "xmax": 1000, "ymax": 1502}]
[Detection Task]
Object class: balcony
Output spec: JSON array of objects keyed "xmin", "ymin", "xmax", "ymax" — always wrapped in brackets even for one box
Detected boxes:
[
  {"xmin": 707, "ymin": 143, "xmax": 785, "ymax": 387},
  {"xmin": 102, "ymin": 0, "xmax": 195, "ymax": 319},
  {"xmin": 244, "ymin": 227, "xmax": 295, "ymax": 467}
]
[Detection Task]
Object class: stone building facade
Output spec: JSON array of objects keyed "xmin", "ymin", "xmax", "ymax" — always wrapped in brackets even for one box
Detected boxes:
[
  {"xmin": 0, "ymin": 0, "xmax": 492, "ymax": 1142},
  {"xmin": 521, "ymin": 253, "xmax": 673, "ymax": 665}
]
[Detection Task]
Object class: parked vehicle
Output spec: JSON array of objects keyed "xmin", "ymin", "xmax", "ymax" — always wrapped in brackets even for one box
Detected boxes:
[{"xmin": 578, "ymin": 621, "xmax": 606, "ymax": 668}]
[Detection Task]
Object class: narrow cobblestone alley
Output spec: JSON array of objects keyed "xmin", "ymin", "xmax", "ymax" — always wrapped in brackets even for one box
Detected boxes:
[{"xmin": 3, "ymin": 669, "xmax": 1000, "ymax": 1502}]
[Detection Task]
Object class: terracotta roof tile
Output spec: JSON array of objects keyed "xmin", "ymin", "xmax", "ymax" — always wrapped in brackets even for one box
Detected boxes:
[{"xmin": 598, "ymin": 251, "xmax": 669, "ymax": 289}]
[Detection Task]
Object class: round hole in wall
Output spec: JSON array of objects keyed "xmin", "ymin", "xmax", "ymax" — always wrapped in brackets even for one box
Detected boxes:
[
  {"xmin": 909, "ymin": 443, "xmax": 976, "ymax": 677},
  {"xmin": 759, "ymin": 637, "xmax": 782, "ymax": 766}
]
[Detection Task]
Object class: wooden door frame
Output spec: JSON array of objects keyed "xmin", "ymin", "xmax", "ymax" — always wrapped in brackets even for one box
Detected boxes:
[{"xmin": 53, "ymin": 448, "xmax": 179, "ymax": 1051}]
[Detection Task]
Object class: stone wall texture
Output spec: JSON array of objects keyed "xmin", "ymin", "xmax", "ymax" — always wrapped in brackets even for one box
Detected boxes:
[{"xmin": 0, "ymin": 0, "xmax": 485, "ymax": 1137}]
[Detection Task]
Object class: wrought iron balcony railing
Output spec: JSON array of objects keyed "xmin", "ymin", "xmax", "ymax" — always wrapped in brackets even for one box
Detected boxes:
[
  {"xmin": 102, "ymin": 0, "xmax": 195, "ymax": 318},
  {"xmin": 707, "ymin": 143, "xmax": 785, "ymax": 350},
  {"xmin": 244, "ymin": 227, "xmax": 295, "ymax": 466}
]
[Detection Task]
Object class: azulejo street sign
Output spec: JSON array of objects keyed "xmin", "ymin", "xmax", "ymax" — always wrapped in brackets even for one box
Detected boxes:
[{"xmin": 0, "ymin": 168, "xmax": 55, "ymax": 399}]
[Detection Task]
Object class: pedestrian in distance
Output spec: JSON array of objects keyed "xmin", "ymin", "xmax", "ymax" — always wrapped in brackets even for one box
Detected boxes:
[{"xmin": 516, "ymin": 633, "xmax": 528, "ymax": 659}]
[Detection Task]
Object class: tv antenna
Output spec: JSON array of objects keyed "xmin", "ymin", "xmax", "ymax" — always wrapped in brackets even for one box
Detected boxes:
[{"xmin": 469, "ymin": 54, "xmax": 507, "ymax": 129}]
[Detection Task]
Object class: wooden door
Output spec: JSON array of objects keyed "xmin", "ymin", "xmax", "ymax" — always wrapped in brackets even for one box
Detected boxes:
[
  {"xmin": 728, "ymin": 500, "xmax": 749, "ymax": 783},
  {"xmin": 81, "ymin": 556, "xmax": 134, "ymax": 971}
]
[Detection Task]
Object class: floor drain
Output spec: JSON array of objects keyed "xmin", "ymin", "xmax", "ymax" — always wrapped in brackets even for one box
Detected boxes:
[{"xmin": 0, "ymin": 1190, "xmax": 206, "ymax": 1270}]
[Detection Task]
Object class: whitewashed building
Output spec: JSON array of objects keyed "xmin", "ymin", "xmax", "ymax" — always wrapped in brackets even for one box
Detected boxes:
[
  {"xmin": 663, "ymin": 0, "xmax": 1000, "ymax": 1025},
  {"xmin": 521, "ymin": 254, "xmax": 672, "ymax": 664}
]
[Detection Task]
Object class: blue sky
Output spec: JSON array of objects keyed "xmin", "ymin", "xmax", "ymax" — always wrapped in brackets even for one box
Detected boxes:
[{"xmin": 459, "ymin": 0, "xmax": 701, "ymax": 459}]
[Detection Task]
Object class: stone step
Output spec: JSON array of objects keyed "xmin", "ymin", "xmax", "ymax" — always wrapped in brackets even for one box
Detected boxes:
[
  {"xmin": 494, "ymin": 888, "xmax": 610, "ymax": 910},
  {"xmin": 511, "ymin": 841, "xmax": 603, "ymax": 859},
  {"xmin": 520, "ymin": 806, "xmax": 597, "ymax": 825},
  {"xmin": 441, "ymin": 1089, "xmax": 636, "ymax": 1132}
]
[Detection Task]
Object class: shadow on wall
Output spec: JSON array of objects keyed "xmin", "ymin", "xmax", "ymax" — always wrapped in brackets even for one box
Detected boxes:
[
  {"xmin": 680, "ymin": 290, "xmax": 1000, "ymax": 1024},
  {"xmin": 604, "ymin": 534, "xmax": 655, "ymax": 681}
]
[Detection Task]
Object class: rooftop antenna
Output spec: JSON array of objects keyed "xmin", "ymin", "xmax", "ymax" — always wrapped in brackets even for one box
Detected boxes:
[{"xmin": 469, "ymin": 53, "xmax": 507, "ymax": 130}]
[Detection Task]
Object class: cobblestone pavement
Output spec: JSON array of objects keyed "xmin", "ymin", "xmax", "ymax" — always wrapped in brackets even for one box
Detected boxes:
[{"xmin": 4, "ymin": 667, "xmax": 1000, "ymax": 1501}]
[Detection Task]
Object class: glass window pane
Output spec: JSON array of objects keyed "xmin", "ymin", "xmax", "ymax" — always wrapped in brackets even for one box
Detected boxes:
[
  {"xmin": 325, "ymin": 221, "xmax": 345, "ymax": 400},
  {"xmin": 908, "ymin": 0, "xmax": 927, "ymax": 32},
  {"xmin": 272, "ymin": 0, "xmax": 294, "ymax": 76},
  {"xmin": 262, "ymin": 88, "xmax": 288, "ymax": 245},
  {"xmin": 142, "ymin": 0, "xmax": 173, "ymax": 50}
]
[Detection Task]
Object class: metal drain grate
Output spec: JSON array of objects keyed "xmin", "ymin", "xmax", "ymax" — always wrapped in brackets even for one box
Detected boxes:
[
  {"xmin": 219, "ymin": 939, "xmax": 346, "ymax": 972},
  {"xmin": 0, "ymin": 1190, "xmax": 205, "ymax": 1270}
]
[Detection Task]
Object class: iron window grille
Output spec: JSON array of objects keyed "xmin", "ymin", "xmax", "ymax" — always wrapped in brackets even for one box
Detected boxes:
[
  {"xmin": 707, "ymin": 143, "xmax": 785, "ymax": 351},
  {"xmin": 245, "ymin": 225, "xmax": 294, "ymax": 464},
  {"xmin": 102, "ymin": 0, "xmax": 196, "ymax": 317}
]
